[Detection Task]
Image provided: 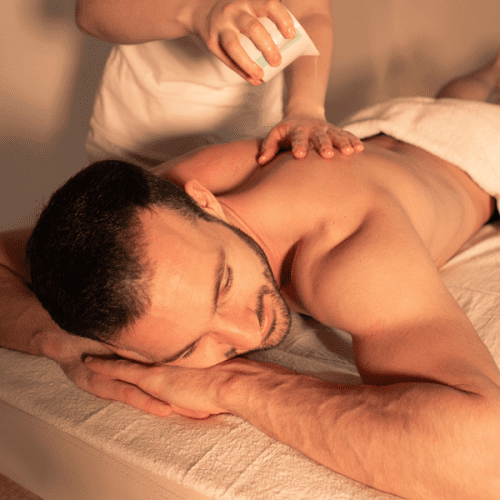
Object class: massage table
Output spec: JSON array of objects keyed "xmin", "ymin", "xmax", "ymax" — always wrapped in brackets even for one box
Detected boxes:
[{"xmin": 1, "ymin": 219, "xmax": 499, "ymax": 500}]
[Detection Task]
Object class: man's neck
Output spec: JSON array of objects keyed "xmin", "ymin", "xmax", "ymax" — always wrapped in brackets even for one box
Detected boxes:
[{"xmin": 218, "ymin": 200, "xmax": 284, "ymax": 281}]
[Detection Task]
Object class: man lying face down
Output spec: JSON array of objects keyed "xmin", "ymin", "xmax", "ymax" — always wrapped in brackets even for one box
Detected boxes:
[{"xmin": 3, "ymin": 52, "xmax": 500, "ymax": 500}]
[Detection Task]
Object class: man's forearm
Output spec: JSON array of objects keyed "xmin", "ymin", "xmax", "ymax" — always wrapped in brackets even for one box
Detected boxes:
[
  {"xmin": 0, "ymin": 265, "xmax": 58, "ymax": 357},
  {"xmin": 219, "ymin": 363, "xmax": 500, "ymax": 500}
]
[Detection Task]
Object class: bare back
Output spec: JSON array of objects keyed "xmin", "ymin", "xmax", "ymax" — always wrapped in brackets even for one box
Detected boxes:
[{"xmin": 219, "ymin": 134, "xmax": 494, "ymax": 273}]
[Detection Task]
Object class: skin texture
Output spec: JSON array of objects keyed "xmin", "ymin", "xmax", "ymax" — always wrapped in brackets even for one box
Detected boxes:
[
  {"xmin": 75, "ymin": 0, "xmax": 364, "ymax": 162},
  {"xmin": 1, "ymin": 51, "xmax": 500, "ymax": 499}
]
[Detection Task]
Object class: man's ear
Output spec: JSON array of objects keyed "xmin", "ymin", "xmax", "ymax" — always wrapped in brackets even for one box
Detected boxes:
[{"xmin": 184, "ymin": 179, "xmax": 227, "ymax": 221}]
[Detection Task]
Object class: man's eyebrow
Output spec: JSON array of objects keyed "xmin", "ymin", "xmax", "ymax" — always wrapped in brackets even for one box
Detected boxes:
[{"xmin": 158, "ymin": 248, "xmax": 226, "ymax": 364}]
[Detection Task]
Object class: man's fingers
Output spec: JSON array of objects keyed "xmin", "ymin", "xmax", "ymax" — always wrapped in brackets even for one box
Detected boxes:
[
  {"xmin": 112, "ymin": 381, "xmax": 173, "ymax": 417},
  {"xmin": 85, "ymin": 370, "xmax": 173, "ymax": 417},
  {"xmin": 85, "ymin": 356, "xmax": 149, "ymax": 383},
  {"xmin": 85, "ymin": 357, "xmax": 222, "ymax": 418},
  {"xmin": 170, "ymin": 405, "xmax": 212, "ymax": 420}
]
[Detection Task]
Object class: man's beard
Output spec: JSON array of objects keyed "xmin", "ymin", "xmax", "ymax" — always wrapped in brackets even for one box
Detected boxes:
[{"xmin": 216, "ymin": 217, "xmax": 292, "ymax": 353}]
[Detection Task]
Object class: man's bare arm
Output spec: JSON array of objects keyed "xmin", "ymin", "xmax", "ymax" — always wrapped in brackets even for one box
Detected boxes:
[
  {"xmin": 290, "ymin": 199, "xmax": 500, "ymax": 498},
  {"xmin": 152, "ymin": 138, "xmax": 262, "ymax": 193},
  {"xmin": 0, "ymin": 228, "xmax": 50, "ymax": 355},
  {"xmin": 86, "ymin": 348, "xmax": 500, "ymax": 500}
]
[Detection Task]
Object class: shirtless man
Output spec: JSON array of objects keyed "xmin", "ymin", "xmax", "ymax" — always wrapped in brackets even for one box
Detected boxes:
[{"xmin": 1, "ymin": 53, "xmax": 500, "ymax": 500}]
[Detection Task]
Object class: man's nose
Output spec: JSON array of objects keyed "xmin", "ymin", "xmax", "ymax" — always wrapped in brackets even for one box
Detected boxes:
[{"xmin": 214, "ymin": 307, "xmax": 262, "ymax": 351}]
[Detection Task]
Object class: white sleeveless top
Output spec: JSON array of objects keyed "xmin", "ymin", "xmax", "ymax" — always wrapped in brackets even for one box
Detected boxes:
[{"xmin": 87, "ymin": 37, "xmax": 284, "ymax": 163}]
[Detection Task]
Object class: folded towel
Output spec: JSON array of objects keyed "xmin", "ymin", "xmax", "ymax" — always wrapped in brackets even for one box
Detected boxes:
[{"xmin": 342, "ymin": 97, "xmax": 500, "ymax": 208}]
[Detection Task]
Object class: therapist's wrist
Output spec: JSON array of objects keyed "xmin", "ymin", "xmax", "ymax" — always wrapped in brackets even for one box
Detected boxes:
[
  {"xmin": 189, "ymin": 0, "xmax": 219, "ymax": 37},
  {"xmin": 283, "ymin": 106, "xmax": 327, "ymax": 122},
  {"xmin": 284, "ymin": 97, "xmax": 325, "ymax": 119}
]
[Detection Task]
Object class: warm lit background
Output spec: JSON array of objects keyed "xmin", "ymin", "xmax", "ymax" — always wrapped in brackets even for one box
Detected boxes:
[{"xmin": 1, "ymin": 0, "xmax": 499, "ymax": 230}]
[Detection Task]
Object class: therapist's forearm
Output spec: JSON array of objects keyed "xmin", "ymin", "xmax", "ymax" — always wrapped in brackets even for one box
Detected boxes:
[
  {"xmin": 219, "ymin": 364, "xmax": 500, "ymax": 500},
  {"xmin": 283, "ymin": 2, "xmax": 334, "ymax": 118},
  {"xmin": 76, "ymin": 0, "xmax": 195, "ymax": 43}
]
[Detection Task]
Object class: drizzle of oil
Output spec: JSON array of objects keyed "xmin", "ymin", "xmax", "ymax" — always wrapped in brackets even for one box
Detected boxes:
[{"xmin": 314, "ymin": 55, "xmax": 318, "ymax": 105}]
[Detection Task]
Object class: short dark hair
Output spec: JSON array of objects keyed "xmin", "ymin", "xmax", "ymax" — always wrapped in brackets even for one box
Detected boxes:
[{"xmin": 26, "ymin": 160, "xmax": 212, "ymax": 342}]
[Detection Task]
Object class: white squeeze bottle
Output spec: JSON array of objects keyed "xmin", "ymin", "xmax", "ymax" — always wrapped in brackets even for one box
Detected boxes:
[{"xmin": 238, "ymin": 9, "xmax": 319, "ymax": 82}]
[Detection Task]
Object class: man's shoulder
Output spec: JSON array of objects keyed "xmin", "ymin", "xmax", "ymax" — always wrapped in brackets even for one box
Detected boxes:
[
  {"xmin": 287, "ymin": 191, "xmax": 437, "ymax": 331},
  {"xmin": 154, "ymin": 138, "xmax": 262, "ymax": 194}
]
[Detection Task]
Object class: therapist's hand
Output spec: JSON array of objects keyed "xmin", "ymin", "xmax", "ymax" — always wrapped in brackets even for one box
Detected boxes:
[
  {"xmin": 258, "ymin": 112, "xmax": 365, "ymax": 165},
  {"xmin": 192, "ymin": 0, "xmax": 295, "ymax": 85}
]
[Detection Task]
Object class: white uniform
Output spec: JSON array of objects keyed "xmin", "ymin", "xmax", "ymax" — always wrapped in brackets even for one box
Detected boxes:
[{"xmin": 86, "ymin": 37, "xmax": 284, "ymax": 168}]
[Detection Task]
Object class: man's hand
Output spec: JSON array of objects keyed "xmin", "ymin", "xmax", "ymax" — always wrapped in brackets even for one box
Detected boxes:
[
  {"xmin": 84, "ymin": 356, "xmax": 232, "ymax": 418},
  {"xmin": 192, "ymin": 0, "xmax": 296, "ymax": 85},
  {"xmin": 40, "ymin": 331, "xmax": 173, "ymax": 417},
  {"xmin": 258, "ymin": 113, "xmax": 364, "ymax": 165},
  {"xmin": 84, "ymin": 356, "xmax": 293, "ymax": 419},
  {"xmin": 48, "ymin": 333, "xmax": 181, "ymax": 417}
]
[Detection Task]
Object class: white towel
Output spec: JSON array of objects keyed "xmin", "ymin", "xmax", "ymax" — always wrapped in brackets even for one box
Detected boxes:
[{"xmin": 342, "ymin": 97, "xmax": 500, "ymax": 208}]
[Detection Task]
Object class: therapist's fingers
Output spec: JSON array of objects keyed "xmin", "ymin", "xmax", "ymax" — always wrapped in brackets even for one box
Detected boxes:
[
  {"xmin": 263, "ymin": 2, "xmax": 295, "ymax": 39},
  {"xmin": 310, "ymin": 129, "xmax": 335, "ymax": 158},
  {"xmin": 327, "ymin": 127, "xmax": 365, "ymax": 155},
  {"xmin": 237, "ymin": 11, "xmax": 281, "ymax": 67},
  {"xmin": 200, "ymin": 0, "xmax": 295, "ymax": 83},
  {"xmin": 217, "ymin": 29, "xmax": 265, "ymax": 83},
  {"xmin": 235, "ymin": 1, "xmax": 296, "ymax": 66},
  {"xmin": 258, "ymin": 127, "xmax": 287, "ymax": 165},
  {"xmin": 290, "ymin": 127, "xmax": 311, "ymax": 159}
]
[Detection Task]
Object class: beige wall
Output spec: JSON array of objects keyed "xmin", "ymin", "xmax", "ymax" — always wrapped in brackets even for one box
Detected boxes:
[
  {"xmin": 0, "ymin": 0, "xmax": 111, "ymax": 230},
  {"xmin": 328, "ymin": 0, "xmax": 500, "ymax": 122},
  {"xmin": 1, "ymin": 0, "xmax": 499, "ymax": 229}
]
